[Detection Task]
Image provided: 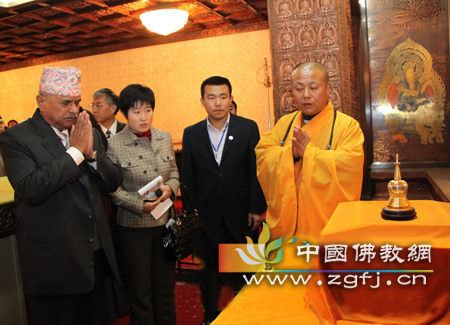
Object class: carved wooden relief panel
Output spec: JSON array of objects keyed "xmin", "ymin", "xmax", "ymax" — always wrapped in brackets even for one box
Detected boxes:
[
  {"xmin": 366, "ymin": 0, "xmax": 450, "ymax": 163},
  {"xmin": 269, "ymin": 0, "xmax": 355, "ymax": 121}
]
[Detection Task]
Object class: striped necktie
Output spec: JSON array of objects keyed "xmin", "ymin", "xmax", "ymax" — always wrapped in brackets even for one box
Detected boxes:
[
  {"xmin": 57, "ymin": 131, "xmax": 69, "ymax": 149},
  {"xmin": 106, "ymin": 130, "xmax": 112, "ymax": 139}
]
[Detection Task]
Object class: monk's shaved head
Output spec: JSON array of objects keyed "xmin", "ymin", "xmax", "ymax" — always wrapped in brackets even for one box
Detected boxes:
[{"xmin": 291, "ymin": 61, "xmax": 329, "ymax": 84}]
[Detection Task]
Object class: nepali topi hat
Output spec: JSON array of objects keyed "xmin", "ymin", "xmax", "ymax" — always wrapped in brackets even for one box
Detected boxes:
[{"xmin": 39, "ymin": 66, "xmax": 81, "ymax": 96}]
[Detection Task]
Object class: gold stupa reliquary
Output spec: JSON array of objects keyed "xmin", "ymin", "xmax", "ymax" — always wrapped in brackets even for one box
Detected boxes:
[{"xmin": 381, "ymin": 154, "xmax": 417, "ymax": 221}]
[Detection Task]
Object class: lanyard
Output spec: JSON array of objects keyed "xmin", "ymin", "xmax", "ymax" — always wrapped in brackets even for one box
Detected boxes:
[{"xmin": 208, "ymin": 124, "xmax": 228, "ymax": 165}]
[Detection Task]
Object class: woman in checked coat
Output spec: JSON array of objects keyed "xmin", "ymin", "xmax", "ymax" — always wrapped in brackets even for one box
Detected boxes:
[{"xmin": 107, "ymin": 84, "xmax": 179, "ymax": 325}]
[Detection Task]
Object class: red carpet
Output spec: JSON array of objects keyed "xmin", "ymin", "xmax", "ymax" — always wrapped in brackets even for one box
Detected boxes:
[{"xmin": 111, "ymin": 281, "xmax": 235, "ymax": 325}]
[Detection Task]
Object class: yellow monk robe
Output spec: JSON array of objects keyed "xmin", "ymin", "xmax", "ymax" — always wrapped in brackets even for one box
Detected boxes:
[{"xmin": 255, "ymin": 101, "xmax": 364, "ymax": 241}]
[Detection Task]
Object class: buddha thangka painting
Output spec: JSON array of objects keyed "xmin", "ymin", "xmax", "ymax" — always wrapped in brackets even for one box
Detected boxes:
[{"xmin": 378, "ymin": 38, "xmax": 446, "ymax": 145}]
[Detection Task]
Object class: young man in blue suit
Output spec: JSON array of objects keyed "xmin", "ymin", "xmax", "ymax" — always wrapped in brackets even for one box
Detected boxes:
[{"xmin": 182, "ymin": 76, "xmax": 266, "ymax": 324}]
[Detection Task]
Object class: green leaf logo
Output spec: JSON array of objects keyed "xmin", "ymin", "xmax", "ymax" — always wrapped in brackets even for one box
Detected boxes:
[{"xmin": 234, "ymin": 223, "xmax": 297, "ymax": 272}]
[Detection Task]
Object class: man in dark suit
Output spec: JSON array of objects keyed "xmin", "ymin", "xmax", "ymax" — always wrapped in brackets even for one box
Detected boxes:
[
  {"xmin": 0, "ymin": 66, "xmax": 122, "ymax": 325},
  {"xmin": 182, "ymin": 76, "xmax": 266, "ymax": 324},
  {"xmin": 91, "ymin": 88, "xmax": 126, "ymax": 139},
  {"xmin": 91, "ymin": 88, "xmax": 128, "ymax": 323}
]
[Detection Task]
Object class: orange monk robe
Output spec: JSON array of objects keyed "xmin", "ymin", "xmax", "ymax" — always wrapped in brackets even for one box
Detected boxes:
[{"xmin": 255, "ymin": 101, "xmax": 364, "ymax": 242}]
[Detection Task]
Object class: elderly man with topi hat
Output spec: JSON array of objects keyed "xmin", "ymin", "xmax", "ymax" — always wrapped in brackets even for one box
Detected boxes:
[{"xmin": 0, "ymin": 66, "xmax": 122, "ymax": 325}]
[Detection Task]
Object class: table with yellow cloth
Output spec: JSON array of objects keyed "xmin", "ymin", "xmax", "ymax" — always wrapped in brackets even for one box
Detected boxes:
[
  {"xmin": 213, "ymin": 200, "xmax": 450, "ymax": 325},
  {"xmin": 0, "ymin": 176, "xmax": 14, "ymax": 203}
]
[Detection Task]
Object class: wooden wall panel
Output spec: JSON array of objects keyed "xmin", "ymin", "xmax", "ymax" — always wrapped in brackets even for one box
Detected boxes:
[{"xmin": 268, "ymin": 0, "xmax": 356, "ymax": 122}]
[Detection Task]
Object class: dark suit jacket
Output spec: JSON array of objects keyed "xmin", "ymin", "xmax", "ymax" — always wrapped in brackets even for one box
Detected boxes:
[
  {"xmin": 116, "ymin": 121, "xmax": 126, "ymax": 134},
  {"xmin": 182, "ymin": 114, "xmax": 266, "ymax": 243},
  {"xmin": 0, "ymin": 109, "xmax": 122, "ymax": 296}
]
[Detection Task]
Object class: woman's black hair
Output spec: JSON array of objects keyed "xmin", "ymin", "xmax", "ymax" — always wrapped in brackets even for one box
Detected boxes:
[{"xmin": 119, "ymin": 84, "xmax": 155, "ymax": 118}]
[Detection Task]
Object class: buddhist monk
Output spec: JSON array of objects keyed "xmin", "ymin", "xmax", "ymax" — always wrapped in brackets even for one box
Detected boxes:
[{"xmin": 255, "ymin": 61, "xmax": 364, "ymax": 241}]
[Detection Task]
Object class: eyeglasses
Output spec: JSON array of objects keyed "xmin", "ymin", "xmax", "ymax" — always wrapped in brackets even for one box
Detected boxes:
[{"xmin": 89, "ymin": 103, "xmax": 103, "ymax": 110}]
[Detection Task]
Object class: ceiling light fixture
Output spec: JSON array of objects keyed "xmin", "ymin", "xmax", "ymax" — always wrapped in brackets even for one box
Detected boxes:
[
  {"xmin": 140, "ymin": 9, "xmax": 189, "ymax": 36},
  {"xmin": 0, "ymin": 0, "xmax": 33, "ymax": 8}
]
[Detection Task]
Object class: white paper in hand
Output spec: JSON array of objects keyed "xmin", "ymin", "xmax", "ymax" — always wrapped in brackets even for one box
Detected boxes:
[
  {"xmin": 138, "ymin": 175, "xmax": 173, "ymax": 219},
  {"xmin": 138, "ymin": 175, "xmax": 163, "ymax": 197}
]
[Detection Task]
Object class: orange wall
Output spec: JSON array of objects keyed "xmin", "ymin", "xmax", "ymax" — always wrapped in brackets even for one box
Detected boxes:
[{"xmin": 0, "ymin": 30, "xmax": 274, "ymax": 143}]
